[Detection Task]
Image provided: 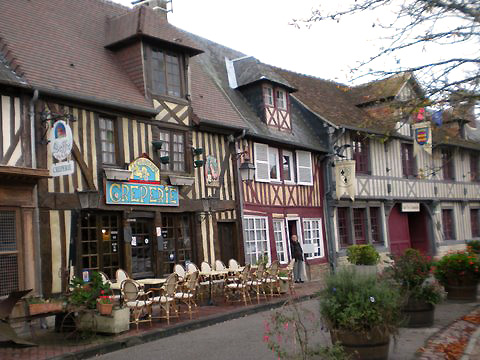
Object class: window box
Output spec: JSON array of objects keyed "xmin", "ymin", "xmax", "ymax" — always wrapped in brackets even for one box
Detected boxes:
[
  {"xmin": 169, "ymin": 175, "xmax": 195, "ymax": 186},
  {"xmin": 104, "ymin": 168, "xmax": 132, "ymax": 181}
]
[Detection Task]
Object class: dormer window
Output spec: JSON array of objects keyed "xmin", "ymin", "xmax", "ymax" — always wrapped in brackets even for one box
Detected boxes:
[
  {"xmin": 263, "ymin": 87, "xmax": 274, "ymax": 106},
  {"xmin": 151, "ymin": 48, "xmax": 183, "ymax": 98},
  {"xmin": 276, "ymin": 89, "xmax": 287, "ymax": 110}
]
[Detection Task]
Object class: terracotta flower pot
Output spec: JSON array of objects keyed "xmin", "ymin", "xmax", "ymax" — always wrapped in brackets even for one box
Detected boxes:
[
  {"xmin": 97, "ymin": 302, "xmax": 113, "ymax": 316},
  {"xmin": 330, "ymin": 328, "xmax": 390, "ymax": 360},
  {"xmin": 29, "ymin": 303, "xmax": 63, "ymax": 315}
]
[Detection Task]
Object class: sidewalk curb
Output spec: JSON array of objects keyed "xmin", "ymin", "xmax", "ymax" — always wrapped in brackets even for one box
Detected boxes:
[
  {"xmin": 48, "ymin": 293, "xmax": 317, "ymax": 360},
  {"xmin": 461, "ymin": 325, "xmax": 480, "ymax": 360}
]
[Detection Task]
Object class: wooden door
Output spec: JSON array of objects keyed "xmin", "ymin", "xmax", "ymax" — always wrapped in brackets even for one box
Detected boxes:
[
  {"xmin": 218, "ymin": 222, "xmax": 236, "ymax": 265},
  {"xmin": 409, "ymin": 206, "xmax": 430, "ymax": 254},
  {"xmin": 388, "ymin": 205, "xmax": 411, "ymax": 256},
  {"xmin": 130, "ymin": 219, "xmax": 154, "ymax": 278}
]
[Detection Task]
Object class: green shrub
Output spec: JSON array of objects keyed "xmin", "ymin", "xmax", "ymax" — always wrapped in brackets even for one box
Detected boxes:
[
  {"xmin": 319, "ymin": 269, "xmax": 402, "ymax": 334},
  {"xmin": 346, "ymin": 245, "xmax": 380, "ymax": 265},
  {"xmin": 433, "ymin": 251, "xmax": 480, "ymax": 286},
  {"xmin": 467, "ymin": 240, "xmax": 480, "ymax": 254},
  {"xmin": 68, "ymin": 271, "xmax": 110, "ymax": 309}
]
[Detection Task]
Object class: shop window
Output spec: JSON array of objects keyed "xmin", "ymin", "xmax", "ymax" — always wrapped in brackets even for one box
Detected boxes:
[
  {"xmin": 353, "ymin": 208, "xmax": 367, "ymax": 244},
  {"xmin": 352, "ymin": 135, "xmax": 370, "ymax": 175},
  {"xmin": 151, "ymin": 49, "xmax": 183, "ymax": 98},
  {"xmin": 99, "ymin": 117, "xmax": 117, "ymax": 165},
  {"xmin": 0, "ymin": 210, "xmax": 20, "ymax": 296},
  {"xmin": 157, "ymin": 130, "xmax": 185, "ymax": 172},
  {"xmin": 471, "ymin": 209, "xmax": 480, "ymax": 238},
  {"xmin": 370, "ymin": 207, "xmax": 383, "ymax": 245},
  {"xmin": 337, "ymin": 207, "xmax": 351, "ymax": 248},
  {"xmin": 273, "ymin": 220, "xmax": 288, "ymax": 264},
  {"xmin": 401, "ymin": 143, "xmax": 415, "ymax": 178},
  {"xmin": 302, "ymin": 219, "xmax": 324, "ymax": 258},
  {"xmin": 442, "ymin": 209, "xmax": 455, "ymax": 240},
  {"xmin": 79, "ymin": 213, "xmax": 120, "ymax": 280},
  {"xmin": 441, "ymin": 148, "xmax": 455, "ymax": 180},
  {"xmin": 243, "ymin": 216, "xmax": 270, "ymax": 265}
]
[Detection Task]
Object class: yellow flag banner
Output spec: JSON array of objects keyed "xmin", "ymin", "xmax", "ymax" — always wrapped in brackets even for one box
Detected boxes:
[
  {"xmin": 335, "ymin": 160, "xmax": 356, "ymax": 201},
  {"xmin": 412, "ymin": 121, "xmax": 432, "ymax": 157}
]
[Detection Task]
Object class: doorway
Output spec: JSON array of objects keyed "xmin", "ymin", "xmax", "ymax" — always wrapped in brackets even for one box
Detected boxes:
[
  {"xmin": 218, "ymin": 222, "xmax": 237, "ymax": 265},
  {"xmin": 286, "ymin": 218, "xmax": 302, "ymax": 254},
  {"xmin": 130, "ymin": 218, "xmax": 154, "ymax": 278},
  {"xmin": 159, "ymin": 214, "xmax": 193, "ymax": 276}
]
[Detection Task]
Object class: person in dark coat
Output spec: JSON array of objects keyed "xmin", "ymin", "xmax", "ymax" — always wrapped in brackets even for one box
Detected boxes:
[{"xmin": 290, "ymin": 235, "xmax": 304, "ymax": 283}]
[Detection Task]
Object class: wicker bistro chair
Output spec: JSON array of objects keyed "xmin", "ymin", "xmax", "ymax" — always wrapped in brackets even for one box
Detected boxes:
[
  {"xmin": 228, "ymin": 259, "xmax": 240, "ymax": 271},
  {"xmin": 279, "ymin": 259, "xmax": 296, "ymax": 295},
  {"xmin": 174, "ymin": 271, "xmax": 199, "ymax": 319},
  {"xmin": 266, "ymin": 260, "xmax": 282, "ymax": 297},
  {"xmin": 151, "ymin": 273, "xmax": 179, "ymax": 325},
  {"xmin": 174, "ymin": 264, "xmax": 186, "ymax": 282},
  {"xmin": 186, "ymin": 262, "xmax": 199, "ymax": 274},
  {"xmin": 215, "ymin": 260, "xmax": 227, "ymax": 271},
  {"xmin": 121, "ymin": 279, "xmax": 153, "ymax": 330},
  {"xmin": 200, "ymin": 261, "xmax": 225, "ymax": 296},
  {"xmin": 116, "ymin": 269, "xmax": 130, "ymax": 284},
  {"xmin": 246, "ymin": 262, "xmax": 268, "ymax": 303},
  {"xmin": 224, "ymin": 264, "xmax": 251, "ymax": 306}
]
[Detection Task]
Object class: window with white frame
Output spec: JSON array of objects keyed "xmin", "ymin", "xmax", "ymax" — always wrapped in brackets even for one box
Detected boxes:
[
  {"xmin": 276, "ymin": 89, "xmax": 287, "ymax": 110},
  {"xmin": 243, "ymin": 217, "xmax": 270, "ymax": 265},
  {"xmin": 296, "ymin": 150, "xmax": 313, "ymax": 185},
  {"xmin": 263, "ymin": 86, "xmax": 274, "ymax": 107},
  {"xmin": 273, "ymin": 220, "xmax": 288, "ymax": 264},
  {"xmin": 282, "ymin": 150, "xmax": 294, "ymax": 182},
  {"xmin": 254, "ymin": 143, "xmax": 270, "ymax": 182},
  {"xmin": 303, "ymin": 219, "xmax": 324, "ymax": 259},
  {"xmin": 269, "ymin": 148, "xmax": 280, "ymax": 181}
]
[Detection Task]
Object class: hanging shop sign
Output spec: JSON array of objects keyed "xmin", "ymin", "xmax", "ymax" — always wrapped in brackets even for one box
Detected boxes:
[
  {"xmin": 50, "ymin": 120, "xmax": 74, "ymax": 176},
  {"xmin": 105, "ymin": 156, "xmax": 179, "ymax": 206},
  {"xmin": 412, "ymin": 121, "xmax": 432, "ymax": 157},
  {"xmin": 335, "ymin": 160, "xmax": 356, "ymax": 201},
  {"xmin": 205, "ymin": 155, "xmax": 220, "ymax": 187}
]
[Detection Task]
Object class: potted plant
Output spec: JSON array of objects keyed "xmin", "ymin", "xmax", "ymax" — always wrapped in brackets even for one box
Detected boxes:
[
  {"xmin": 466, "ymin": 240, "xmax": 480, "ymax": 255},
  {"xmin": 347, "ymin": 244, "xmax": 380, "ymax": 275},
  {"xmin": 387, "ymin": 249, "xmax": 442, "ymax": 327},
  {"xmin": 97, "ymin": 291, "xmax": 113, "ymax": 316},
  {"xmin": 26, "ymin": 297, "xmax": 64, "ymax": 315},
  {"xmin": 319, "ymin": 269, "xmax": 402, "ymax": 360},
  {"xmin": 68, "ymin": 271, "xmax": 110, "ymax": 310},
  {"xmin": 434, "ymin": 250, "xmax": 480, "ymax": 301}
]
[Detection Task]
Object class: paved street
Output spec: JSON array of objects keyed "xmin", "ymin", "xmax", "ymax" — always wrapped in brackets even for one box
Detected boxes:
[{"xmin": 95, "ymin": 299, "xmax": 478, "ymax": 360}]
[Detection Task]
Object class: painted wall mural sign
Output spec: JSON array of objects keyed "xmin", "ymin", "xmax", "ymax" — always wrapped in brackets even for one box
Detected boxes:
[
  {"xmin": 106, "ymin": 157, "xmax": 179, "ymax": 206},
  {"xmin": 50, "ymin": 120, "xmax": 74, "ymax": 176},
  {"xmin": 412, "ymin": 122, "xmax": 432, "ymax": 156},
  {"xmin": 205, "ymin": 155, "xmax": 220, "ymax": 187}
]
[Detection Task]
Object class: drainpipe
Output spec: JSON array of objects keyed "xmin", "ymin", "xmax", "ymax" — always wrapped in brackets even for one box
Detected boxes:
[
  {"xmin": 30, "ymin": 89, "xmax": 43, "ymax": 295},
  {"xmin": 324, "ymin": 126, "xmax": 344, "ymax": 272},
  {"xmin": 229, "ymin": 129, "xmax": 247, "ymax": 264}
]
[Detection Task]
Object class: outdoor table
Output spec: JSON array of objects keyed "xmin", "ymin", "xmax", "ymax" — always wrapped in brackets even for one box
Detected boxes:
[
  {"xmin": 199, "ymin": 270, "xmax": 228, "ymax": 305},
  {"xmin": 136, "ymin": 278, "xmax": 167, "ymax": 287},
  {"xmin": 110, "ymin": 282, "xmax": 122, "ymax": 291}
]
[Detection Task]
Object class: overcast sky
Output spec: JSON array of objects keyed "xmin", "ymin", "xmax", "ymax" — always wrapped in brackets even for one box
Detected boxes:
[{"xmin": 112, "ymin": 0, "xmax": 389, "ymax": 85}]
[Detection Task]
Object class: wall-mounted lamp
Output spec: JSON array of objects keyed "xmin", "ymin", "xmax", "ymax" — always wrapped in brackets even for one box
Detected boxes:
[
  {"xmin": 76, "ymin": 190, "xmax": 99, "ymax": 209},
  {"xmin": 194, "ymin": 160, "xmax": 204, "ymax": 168},
  {"xmin": 160, "ymin": 156, "xmax": 170, "ymax": 164},
  {"xmin": 192, "ymin": 147, "xmax": 204, "ymax": 156},
  {"xmin": 239, "ymin": 161, "xmax": 255, "ymax": 182},
  {"xmin": 152, "ymin": 140, "xmax": 163, "ymax": 150}
]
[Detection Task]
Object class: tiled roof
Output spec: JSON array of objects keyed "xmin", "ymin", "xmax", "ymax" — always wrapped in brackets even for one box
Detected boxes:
[
  {"xmin": 232, "ymin": 56, "xmax": 295, "ymax": 91},
  {"xmin": 0, "ymin": 0, "xmax": 158, "ymax": 111},
  {"xmin": 0, "ymin": 52, "xmax": 27, "ymax": 87},
  {"xmin": 183, "ymin": 32, "xmax": 326, "ymax": 152},
  {"xmin": 348, "ymin": 73, "xmax": 412, "ymax": 105},
  {"xmin": 105, "ymin": 6, "xmax": 202, "ymax": 55}
]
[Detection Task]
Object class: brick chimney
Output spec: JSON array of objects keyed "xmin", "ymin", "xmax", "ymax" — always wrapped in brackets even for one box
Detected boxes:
[{"xmin": 133, "ymin": 0, "xmax": 170, "ymax": 20}]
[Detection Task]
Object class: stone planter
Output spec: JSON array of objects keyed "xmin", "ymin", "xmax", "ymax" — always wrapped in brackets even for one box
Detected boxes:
[
  {"xmin": 279, "ymin": 278, "xmax": 289, "ymax": 294},
  {"xmin": 402, "ymin": 298, "xmax": 435, "ymax": 328},
  {"xmin": 352, "ymin": 264, "xmax": 378, "ymax": 277},
  {"xmin": 331, "ymin": 328, "xmax": 390, "ymax": 360},
  {"xmin": 77, "ymin": 307, "xmax": 130, "ymax": 334}
]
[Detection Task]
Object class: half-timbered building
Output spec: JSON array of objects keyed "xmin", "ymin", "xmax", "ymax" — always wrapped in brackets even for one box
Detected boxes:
[
  {"xmin": 187, "ymin": 34, "xmax": 331, "ymax": 280},
  {"xmin": 278, "ymin": 70, "xmax": 480, "ymax": 262},
  {"xmin": 0, "ymin": 0, "xmax": 242, "ymax": 295}
]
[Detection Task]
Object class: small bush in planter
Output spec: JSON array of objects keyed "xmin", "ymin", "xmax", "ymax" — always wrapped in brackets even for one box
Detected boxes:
[
  {"xmin": 68, "ymin": 271, "xmax": 111, "ymax": 309},
  {"xmin": 346, "ymin": 244, "xmax": 380, "ymax": 265},
  {"xmin": 433, "ymin": 251, "xmax": 480, "ymax": 286},
  {"xmin": 466, "ymin": 240, "xmax": 480, "ymax": 255},
  {"xmin": 387, "ymin": 249, "xmax": 442, "ymax": 305}
]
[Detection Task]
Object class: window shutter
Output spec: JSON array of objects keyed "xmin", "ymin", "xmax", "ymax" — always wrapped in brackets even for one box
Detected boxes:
[
  {"xmin": 296, "ymin": 150, "xmax": 313, "ymax": 185},
  {"xmin": 255, "ymin": 143, "xmax": 270, "ymax": 182}
]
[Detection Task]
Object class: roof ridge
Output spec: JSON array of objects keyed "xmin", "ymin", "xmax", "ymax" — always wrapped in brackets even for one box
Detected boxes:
[{"xmin": 352, "ymin": 72, "xmax": 410, "ymax": 89}]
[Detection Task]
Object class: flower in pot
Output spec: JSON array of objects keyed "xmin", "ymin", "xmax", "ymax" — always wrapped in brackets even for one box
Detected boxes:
[
  {"xmin": 386, "ymin": 249, "xmax": 442, "ymax": 327},
  {"xmin": 97, "ymin": 291, "xmax": 114, "ymax": 316},
  {"xmin": 319, "ymin": 269, "xmax": 402, "ymax": 360},
  {"xmin": 68, "ymin": 271, "xmax": 111, "ymax": 310},
  {"xmin": 433, "ymin": 251, "xmax": 480, "ymax": 301},
  {"xmin": 346, "ymin": 244, "xmax": 380, "ymax": 275}
]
